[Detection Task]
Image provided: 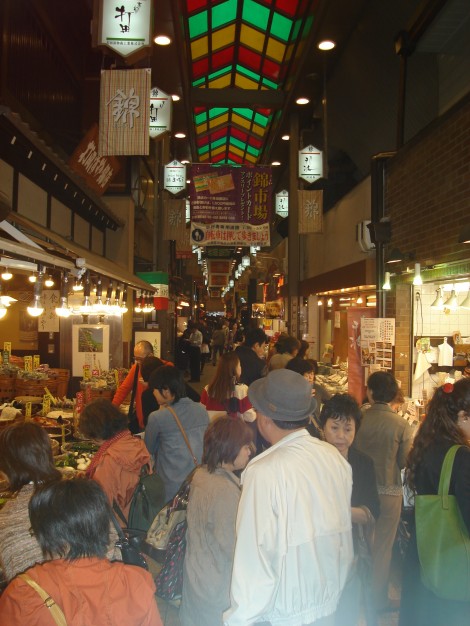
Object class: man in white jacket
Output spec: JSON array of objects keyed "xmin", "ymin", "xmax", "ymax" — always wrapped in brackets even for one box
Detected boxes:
[{"xmin": 224, "ymin": 369, "xmax": 353, "ymax": 626}]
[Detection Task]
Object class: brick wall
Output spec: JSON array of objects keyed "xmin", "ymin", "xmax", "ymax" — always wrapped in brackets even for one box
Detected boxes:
[{"xmin": 384, "ymin": 93, "xmax": 470, "ymax": 393}]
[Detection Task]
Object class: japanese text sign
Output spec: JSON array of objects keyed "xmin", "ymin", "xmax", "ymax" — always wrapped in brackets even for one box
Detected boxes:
[
  {"xmin": 189, "ymin": 164, "xmax": 272, "ymax": 225},
  {"xmin": 164, "ymin": 160, "xmax": 186, "ymax": 195},
  {"xmin": 190, "ymin": 222, "xmax": 270, "ymax": 247},
  {"xmin": 298, "ymin": 145, "xmax": 323, "ymax": 183},
  {"xmin": 99, "ymin": 69, "xmax": 151, "ymax": 156},
  {"xmin": 275, "ymin": 190, "xmax": 289, "ymax": 218},
  {"xmin": 96, "ymin": 0, "xmax": 152, "ymax": 59},
  {"xmin": 149, "ymin": 87, "xmax": 172, "ymax": 138}
]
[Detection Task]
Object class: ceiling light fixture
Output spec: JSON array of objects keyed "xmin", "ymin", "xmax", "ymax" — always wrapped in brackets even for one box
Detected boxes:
[
  {"xmin": 443, "ymin": 288, "xmax": 458, "ymax": 311},
  {"xmin": 318, "ymin": 39, "xmax": 336, "ymax": 51},
  {"xmin": 412, "ymin": 263, "xmax": 422, "ymax": 286},
  {"xmin": 55, "ymin": 273, "xmax": 72, "ymax": 318},
  {"xmin": 1, "ymin": 267, "xmax": 12, "ymax": 280},
  {"xmin": 386, "ymin": 248, "xmax": 406, "ymax": 264},
  {"xmin": 383, "ymin": 271, "xmax": 391, "ymax": 290},
  {"xmin": 174, "ymin": 132, "xmax": 186, "ymax": 139},
  {"xmin": 27, "ymin": 273, "xmax": 44, "ymax": 317},
  {"xmin": 271, "ymin": 161, "xmax": 281, "ymax": 166},
  {"xmin": 296, "ymin": 97, "xmax": 310, "ymax": 105},
  {"xmin": 171, "ymin": 94, "xmax": 180, "ymax": 101},
  {"xmin": 431, "ymin": 287, "xmax": 444, "ymax": 309},
  {"xmin": 356, "ymin": 294, "xmax": 363, "ymax": 305},
  {"xmin": 281, "ymin": 134, "xmax": 290, "ymax": 141},
  {"xmin": 460, "ymin": 289, "xmax": 470, "ymax": 309},
  {"xmin": 45, "ymin": 274, "xmax": 55, "ymax": 288},
  {"xmin": 154, "ymin": 34, "xmax": 171, "ymax": 46}
]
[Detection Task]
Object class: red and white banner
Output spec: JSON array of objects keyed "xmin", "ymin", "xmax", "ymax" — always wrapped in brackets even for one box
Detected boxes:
[{"xmin": 99, "ymin": 69, "xmax": 151, "ymax": 156}]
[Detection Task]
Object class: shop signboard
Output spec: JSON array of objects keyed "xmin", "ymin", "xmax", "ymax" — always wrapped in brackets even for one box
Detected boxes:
[
  {"xmin": 190, "ymin": 221, "xmax": 270, "ymax": 247},
  {"xmin": 69, "ymin": 124, "xmax": 120, "ymax": 195},
  {"xmin": 137, "ymin": 271, "xmax": 169, "ymax": 310},
  {"xmin": 99, "ymin": 69, "xmax": 151, "ymax": 156},
  {"xmin": 347, "ymin": 308, "xmax": 377, "ymax": 405},
  {"xmin": 189, "ymin": 164, "xmax": 272, "ymax": 225},
  {"xmin": 298, "ymin": 144, "xmax": 323, "ymax": 184},
  {"xmin": 149, "ymin": 87, "xmax": 172, "ymax": 138},
  {"xmin": 164, "ymin": 160, "xmax": 186, "ymax": 195},
  {"xmin": 95, "ymin": 0, "xmax": 153, "ymax": 61},
  {"xmin": 275, "ymin": 190, "xmax": 289, "ymax": 218}
]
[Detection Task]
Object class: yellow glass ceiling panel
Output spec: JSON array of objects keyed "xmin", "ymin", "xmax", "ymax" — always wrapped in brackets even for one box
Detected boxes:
[
  {"xmin": 231, "ymin": 113, "xmax": 251, "ymax": 130},
  {"xmin": 195, "ymin": 120, "xmax": 209, "ymax": 134},
  {"xmin": 244, "ymin": 153, "xmax": 257, "ymax": 163},
  {"xmin": 239, "ymin": 24, "xmax": 265, "ymax": 53},
  {"xmin": 234, "ymin": 74, "xmax": 259, "ymax": 90},
  {"xmin": 209, "ymin": 112, "xmax": 229, "ymax": 129},
  {"xmin": 191, "ymin": 36, "xmax": 208, "ymax": 60},
  {"xmin": 252, "ymin": 121, "xmax": 266, "ymax": 137},
  {"xmin": 208, "ymin": 74, "xmax": 232, "ymax": 89},
  {"xmin": 211, "ymin": 144, "xmax": 227, "ymax": 158},
  {"xmin": 229, "ymin": 144, "xmax": 245, "ymax": 159},
  {"xmin": 266, "ymin": 38, "xmax": 286, "ymax": 63},
  {"xmin": 212, "ymin": 25, "xmax": 236, "ymax": 51}
]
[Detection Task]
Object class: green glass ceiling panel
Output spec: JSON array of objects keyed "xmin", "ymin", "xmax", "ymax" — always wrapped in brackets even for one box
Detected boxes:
[
  {"xmin": 242, "ymin": 0, "xmax": 270, "ymax": 31},
  {"xmin": 270, "ymin": 12, "xmax": 293, "ymax": 41},
  {"xmin": 253, "ymin": 112, "xmax": 269, "ymax": 127},
  {"xmin": 206, "ymin": 67, "xmax": 233, "ymax": 84},
  {"xmin": 213, "ymin": 0, "xmax": 237, "ymax": 28},
  {"xmin": 209, "ymin": 107, "xmax": 229, "ymax": 120},
  {"xmin": 195, "ymin": 111, "xmax": 208, "ymax": 125},
  {"xmin": 211, "ymin": 136, "xmax": 227, "ymax": 149},
  {"xmin": 233, "ymin": 107, "xmax": 254, "ymax": 121},
  {"xmin": 189, "ymin": 11, "xmax": 208, "ymax": 39}
]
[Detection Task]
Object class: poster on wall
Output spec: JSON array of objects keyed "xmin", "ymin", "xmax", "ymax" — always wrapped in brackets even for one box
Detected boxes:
[
  {"xmin": 72, "ymin": 324, "xmax": 110, "ymax": 377},
  {"xmin": 134, "ymin": 331, "xmax": 161, "ymax": 358},
  {"xmin": 347, "ymin": 308, "xmax": 376, "ymax": 405},
  {"xmin": 360, "ymin": 318, "xmax": 395, "ymax": 368}
]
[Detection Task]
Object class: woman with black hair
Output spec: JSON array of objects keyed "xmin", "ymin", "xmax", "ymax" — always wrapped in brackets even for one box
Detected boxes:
[
  {"xmin": 0, "ymin": 422, "xmax": 61, "ymax": 582},
  {"xmin": 79, "ymin": 399, "xmax": 150, "ymax": 526},
  {"xmin": 180, "ymin": 416, "xmax": 254, "ymax": 626},
  {"xmin": 399, "ymin": 379, "xmax": 470, "ymax": 626},
  {"xmin": 145, "ymin": 365, "xmax": 209, "ymax": 500},
  {"xmin": 0, "ymin": 479, "xmax": 163, "ymax": 625}
]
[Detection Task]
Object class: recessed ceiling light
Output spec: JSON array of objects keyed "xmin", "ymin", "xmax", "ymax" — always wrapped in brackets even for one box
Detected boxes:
[
  {"xmin": 154, "ymin": 35, "xmax": 171, "ymax": 46},
  {"xmin": 175, "ymin": 132, "xmax": 186, "ymax": 139},
  {"xmin": 318, "ymin": 40, "xmax": 336, "ymax": 51},
  {"xmin": 271, "ymin": 161, "xmax": 281, "ymax": 166},
  {"xmin": 181, "ymin": 159, "xmax": 190, "ymax": 164},
  {"xmin": 171, "ymin": 94, "xmax": 180, "ymax": 102},
  {"xmin": 296, "ymin": 97, "xmax": 310, "ymax": 105},
  {"xmin": 281, "ymin": 134, "xmax": 290, "ymax": 141}
]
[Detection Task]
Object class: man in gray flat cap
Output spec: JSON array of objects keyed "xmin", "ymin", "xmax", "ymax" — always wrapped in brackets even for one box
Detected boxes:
[{"xmin": 224, "ymin": 369, "xmax": 353, "ymax": 626}]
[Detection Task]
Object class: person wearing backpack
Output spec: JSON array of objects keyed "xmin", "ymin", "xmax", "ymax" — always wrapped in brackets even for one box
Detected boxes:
[{"xmin": 79, "ymin": 399, "xmax": 151, "ymax": 527}]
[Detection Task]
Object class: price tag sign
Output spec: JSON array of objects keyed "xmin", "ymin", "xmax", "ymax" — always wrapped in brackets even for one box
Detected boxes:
[
  {"xmin": 24, "ymin": 356, "xmax": 33, "ymax": 372},
  {"xmin": 83, "ymin": 364, "xmax": 91, "ymax": 380},
  {"xmin": 43, "ymin": 396, "xmax": 51, "ymax": 416},
  {"xmin": 25, "ymin": 401, "xmax": 32, "ymax": 420},
  {"xmin": 33, "ymin": 355, "xmax": 41, "ymax": 369},
  {"xmin": 3, "ymin": 342, "xmax": 11, "ymax": 353}
]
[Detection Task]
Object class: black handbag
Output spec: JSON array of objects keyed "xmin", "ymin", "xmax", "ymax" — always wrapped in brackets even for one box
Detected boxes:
[{"xmin": 110, "ymin": 509, "xmax": 148, "ymax": 570}]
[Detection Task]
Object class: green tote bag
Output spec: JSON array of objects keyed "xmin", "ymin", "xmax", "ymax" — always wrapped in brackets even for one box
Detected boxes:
[{"xmin": 415, "ymin": 444, "xmax": 470, "ymax": 601}]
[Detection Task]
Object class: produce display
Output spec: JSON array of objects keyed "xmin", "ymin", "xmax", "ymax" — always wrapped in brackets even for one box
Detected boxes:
[{"xmin": 56, "ymin": 441, "xmax": 99, "ymax": 471}]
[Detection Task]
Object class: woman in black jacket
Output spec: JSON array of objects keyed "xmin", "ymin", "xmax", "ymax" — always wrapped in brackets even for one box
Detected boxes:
[{"xmin": 399, "ymin": 378, "xmax": 470, "ymax": 626}]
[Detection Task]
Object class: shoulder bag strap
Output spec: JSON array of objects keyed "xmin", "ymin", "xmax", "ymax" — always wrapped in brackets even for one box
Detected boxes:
[
  {"xmin": 438, "ymin": 444, "xmax": 461, "ymax": 508},
  {"xmin": 18, "ymin": 574, "xmax": 68, "ymax": 626},
  {"xmin": 129, "ymin": 364, "xmax": 140, "ymax": 412},
  {"xmin": 166, "ymin": 405, "xmax": 198, "ymax": 467}
]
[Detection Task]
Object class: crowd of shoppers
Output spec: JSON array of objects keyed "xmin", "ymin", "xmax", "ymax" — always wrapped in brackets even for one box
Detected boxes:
[{"xmin": 2, "ymin": 324, "xmax": 467, "ymax": 626}]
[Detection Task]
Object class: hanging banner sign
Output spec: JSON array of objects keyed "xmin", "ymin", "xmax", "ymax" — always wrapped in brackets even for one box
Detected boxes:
[
  {"xmin": 99, "ymin": 69, "xmax": 151, "ymax": 156},
  {"xmin": 275, "ymin": 190, "xmax": 289, "ymax": 218},
  {"xmin": 299, "ymin": 145, "xmax": 323, "ymax": 183},
  {"xmin": 298, "ymin": 190, "xmax": 323, "ymax": 233},
  {"xmin": 164, "ymin": 160, "xmax": 186, "ymax": 195},
  {"xmin": 137, "ymin": 271, "xmax": 169, "ymax": 310},
  {"xmin": 95, "ymin": 0, "xmax": 152, "ymax": 60},
  {"xmin": 69, "ymin": 124, "xmax": 120, "ymax": 195},
  {"xmin": 189, "ymin": 164, "xmax": 272, "ymax": 224},
  {"xmin": 190, "ymin": 222, "xmax": 270, "ymax": 247},
  {"xmin": 149, "ymin": 87, "xmax": 172, "ymax": 138}
]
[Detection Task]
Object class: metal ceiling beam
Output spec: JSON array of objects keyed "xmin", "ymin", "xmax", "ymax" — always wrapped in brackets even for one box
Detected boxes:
[{"xmin": 190, "ymin": 88, "xmax": 286, "ymax": 108}]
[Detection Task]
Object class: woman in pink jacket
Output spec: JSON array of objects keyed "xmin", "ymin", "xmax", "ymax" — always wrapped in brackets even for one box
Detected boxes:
[{"xmin": 79, "ymin": 399, "xmax": 151, "ymax": 525}]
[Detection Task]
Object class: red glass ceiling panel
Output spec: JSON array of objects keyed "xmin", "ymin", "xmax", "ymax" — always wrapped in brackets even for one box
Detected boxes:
[
  {"xmin": 212, "ymin": 47, "xmax": 236, "ymax": 71},
  {"xmin": 183, "ymin": 0, "xmax": 316, "ymax": 164}
]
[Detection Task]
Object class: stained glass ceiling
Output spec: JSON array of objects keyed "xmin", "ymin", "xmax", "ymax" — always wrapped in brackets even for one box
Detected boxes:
[{"xmin": 181, "ymin": 0, "xmax": 316, "ymax": 164}]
